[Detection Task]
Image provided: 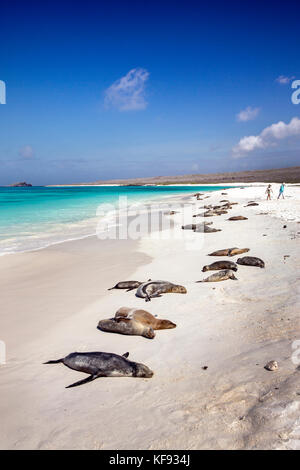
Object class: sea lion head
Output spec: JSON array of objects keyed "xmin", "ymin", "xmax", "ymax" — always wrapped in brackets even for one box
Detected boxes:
[
  {"xmin": 134, "ymin": 363, "xmax": 154, "ymax": 378},
  {"xmin": 228, "ymin": 270, "xmax": 238, "ymax": 280},
  {"xmin": 157, "ymin": 319, "xmax": 176, "ymax": 329},
  {"xmin": 202, "ymin": 266, "xmax": 209, "ymax": 272},
  {"xmin": 173, "ymin": 285, "xmax": 187, "ymax": 294}
]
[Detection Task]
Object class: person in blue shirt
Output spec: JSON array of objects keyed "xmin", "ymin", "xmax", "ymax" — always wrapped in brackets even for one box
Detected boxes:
[{"xmin": 277, "ymin": 183, "xmax": 285, "ymax": 200}]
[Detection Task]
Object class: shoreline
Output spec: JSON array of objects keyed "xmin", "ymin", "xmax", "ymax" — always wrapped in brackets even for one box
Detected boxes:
[
  {"xmin": 0, "ymin": 186, "xmax": 228, "ymax": 257},
  {"xmin": 0, "ymin": 184, "xmax": 299, "ymax": 449}
]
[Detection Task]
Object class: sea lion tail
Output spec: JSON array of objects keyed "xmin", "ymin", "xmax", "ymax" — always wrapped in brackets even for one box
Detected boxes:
[
  {"xmin": 107, "ymin": 287, "xmax": 115, "ymax": 291},
  {"xmin": 44, "ymin": 359, "xmax": 63, "ymax": 364}
]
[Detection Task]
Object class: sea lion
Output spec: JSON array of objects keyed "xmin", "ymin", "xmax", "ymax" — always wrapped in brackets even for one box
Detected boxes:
[
  {"xmin": 197, "ymin": 269, "xmax": 238, "ymax": 283},
  {"xmin": 208, "ymin": 248, "xmax": 250, "ymax": 257},
  {"xmin": 214, "ymin": 210, "xmax": 228, "ymax": 215},
  {"xmin": 245, "ymin": 203, "xmax": 259, "ymax": 207},
  {"xmin": 165, "ymin": 211, "xmax": 179, "ymax": 215},
  {"xmin": 228, "ymin": 216, "xmax": 248, "ymax": 221},
  {"xmin": 97, "ymin": 318, "xmax": 156, "ymax": 339},
  {"xmin": 108, "ymin": 281, "xmax": 142, "ymax": 291},
  {"xmin": 237, "ymin": 256, "xmax": 265, "ymax": 268},
  {"xmin": 204, "ymin": 211, "xmax": 219, "ymax": 217},
  {"xmin": 194, "ymin": 225, "xmax": 221, "ymax": 233},
  {"xmin": 202, "ymin": 261, "xmax": 238, "ymax": 272},
  {"xmin": 136, "ymin": 280, "xmax": 187, "ymax": 302},
  {"xmin": 44, "ymin": 351, "xmax": 153, "ymax": 388},
  {"xmin": 115, "ymin": 307, "xmax": 176, "ymax": 330},
  {"xmin": 182, "ymin": 223, "xmax": 212, "ymax": 230},
  {"xmin": 228, "ymin": 248, "xmax": 250, "ymax": 257}
]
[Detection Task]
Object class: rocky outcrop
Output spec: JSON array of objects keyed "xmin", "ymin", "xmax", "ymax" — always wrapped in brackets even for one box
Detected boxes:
[{"xmin": 10, "ymin": 182, "xmax": 32, "ymax": 187}]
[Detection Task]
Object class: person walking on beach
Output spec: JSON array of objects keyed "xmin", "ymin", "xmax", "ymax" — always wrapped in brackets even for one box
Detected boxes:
[
  {"xmin": 266, "ymin": 184, "xmax": 273, "ymax": 200},
  {"xmin": 277, "ymin": 182, "xmax": 285, "ymax": 200}
]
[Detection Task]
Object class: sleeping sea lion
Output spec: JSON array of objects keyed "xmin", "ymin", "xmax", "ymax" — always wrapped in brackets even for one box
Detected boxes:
[
  {"xmin": 44, "ymin": 351, "xmax": 153, "ymax": 388},
  {"xmin": 228, "ymin": 216, "xmax": 248, "ymax": 221},
  {"xmin": 97, "ymin": 318, "xmax": 156, "ymax": 339},
  {"xmin": 136, "ymin": 280, "xmax": 187, "ymax": 302},
  {"xmin": 214, "ymin": 210, "xmax": 228, "ymax": 215},
  {"xmin": 237, "ymin": 256, "xmax": 265, "ymax": 268},
  {"xmin": 202, "ymin": 261, "xmax": 238, "ymax": 272},
  {"xmin": 115, "ymin": 307, "xmax": 176, "ymax": 330},
  {"xmin": 182, "ymin": 223, "xmax": 212, "ymax": 230},
  {"xmin": 204, "ymin": 211, "xmax": 220, "ymax": 217},
  {"xmin": 108, "ymin": 281, "xmax": 142, "ymax": 291},
  {"xmin": 195, "ymin": 225, "xmax": 222, "ymax": 233},
  {"xmin": 208, "ymin": 248, "xmax": 250, "ymax": 257},
  {"xmin": 197, "ymin": 269, "xmax": 238, "ymax": 283}
]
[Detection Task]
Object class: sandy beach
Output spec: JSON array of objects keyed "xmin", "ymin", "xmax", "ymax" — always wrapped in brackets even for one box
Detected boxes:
[{"xmin": 0, "ymin": 183, "xmax": 299, "ymax": 450}]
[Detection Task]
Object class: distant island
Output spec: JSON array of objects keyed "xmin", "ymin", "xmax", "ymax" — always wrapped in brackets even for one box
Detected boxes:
[
  {"xmin": 53, "ymin": 166, "xmax": 300, "ymax": 186},
  {"xmin": 10, "ymin": 182, "xmax": 32, "ymax": 187}
]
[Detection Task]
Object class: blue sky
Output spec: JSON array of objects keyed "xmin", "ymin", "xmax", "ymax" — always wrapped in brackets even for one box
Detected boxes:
[{"xmin": 0, "ymin": 1, "xmax": 300, "ymax": 185}]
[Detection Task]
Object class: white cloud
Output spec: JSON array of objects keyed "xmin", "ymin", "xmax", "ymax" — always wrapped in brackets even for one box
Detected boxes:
[
  {"xmin": 237, "ymin": 106, "xmax": 260, "ymax": 122},
  {"xmin": 232, "ymin": 117, "xmax": 300, "ymax": 158},
  {"xmin": 104, "ymin": 68, "xmax": 149, "ymax": 111},
  {"xmin": 19, "ymin": 145, "xmax": 34, "ymax": 159},
  {"xmin": 276, "ymin": 75, "xmax": 295, "ymax": 85}
]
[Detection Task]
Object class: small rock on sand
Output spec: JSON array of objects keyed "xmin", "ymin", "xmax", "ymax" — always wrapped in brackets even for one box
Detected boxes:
[{"xmin": 265, "ymin": 361, "xmax": 279, "ymax": 371}]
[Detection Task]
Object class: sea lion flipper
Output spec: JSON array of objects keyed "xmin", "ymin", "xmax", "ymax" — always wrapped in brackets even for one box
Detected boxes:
[
  {"xmin": 115, "ymin": 316, "xmax": 131, "ymax": 323},
  {"xmin": 44, "ymin": 358, "xmax": 63, "ymax": 364},
  {"xmin": 66, "ymin": 373, "xmax": 99, "ymax": 388},
  {"xmin": 122, "ymin": 352, "xmax": 129, "ymax": 358}
]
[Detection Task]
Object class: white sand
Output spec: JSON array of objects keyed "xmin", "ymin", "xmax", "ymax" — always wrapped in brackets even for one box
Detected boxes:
[{"xmin": 0, "ymin": 183, "xmax": 299, "ymax": 450}]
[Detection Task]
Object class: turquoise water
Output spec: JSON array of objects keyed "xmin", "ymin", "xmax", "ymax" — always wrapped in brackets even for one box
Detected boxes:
[{"xmin": 0, "ymin": 185, "xmax": 230, "ymax": 254}]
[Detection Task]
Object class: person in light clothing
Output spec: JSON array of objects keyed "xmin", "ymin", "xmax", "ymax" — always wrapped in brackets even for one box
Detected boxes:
[{"xmin": 266, "ymin": 184, "xmax": 273, "ymax": 200}]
